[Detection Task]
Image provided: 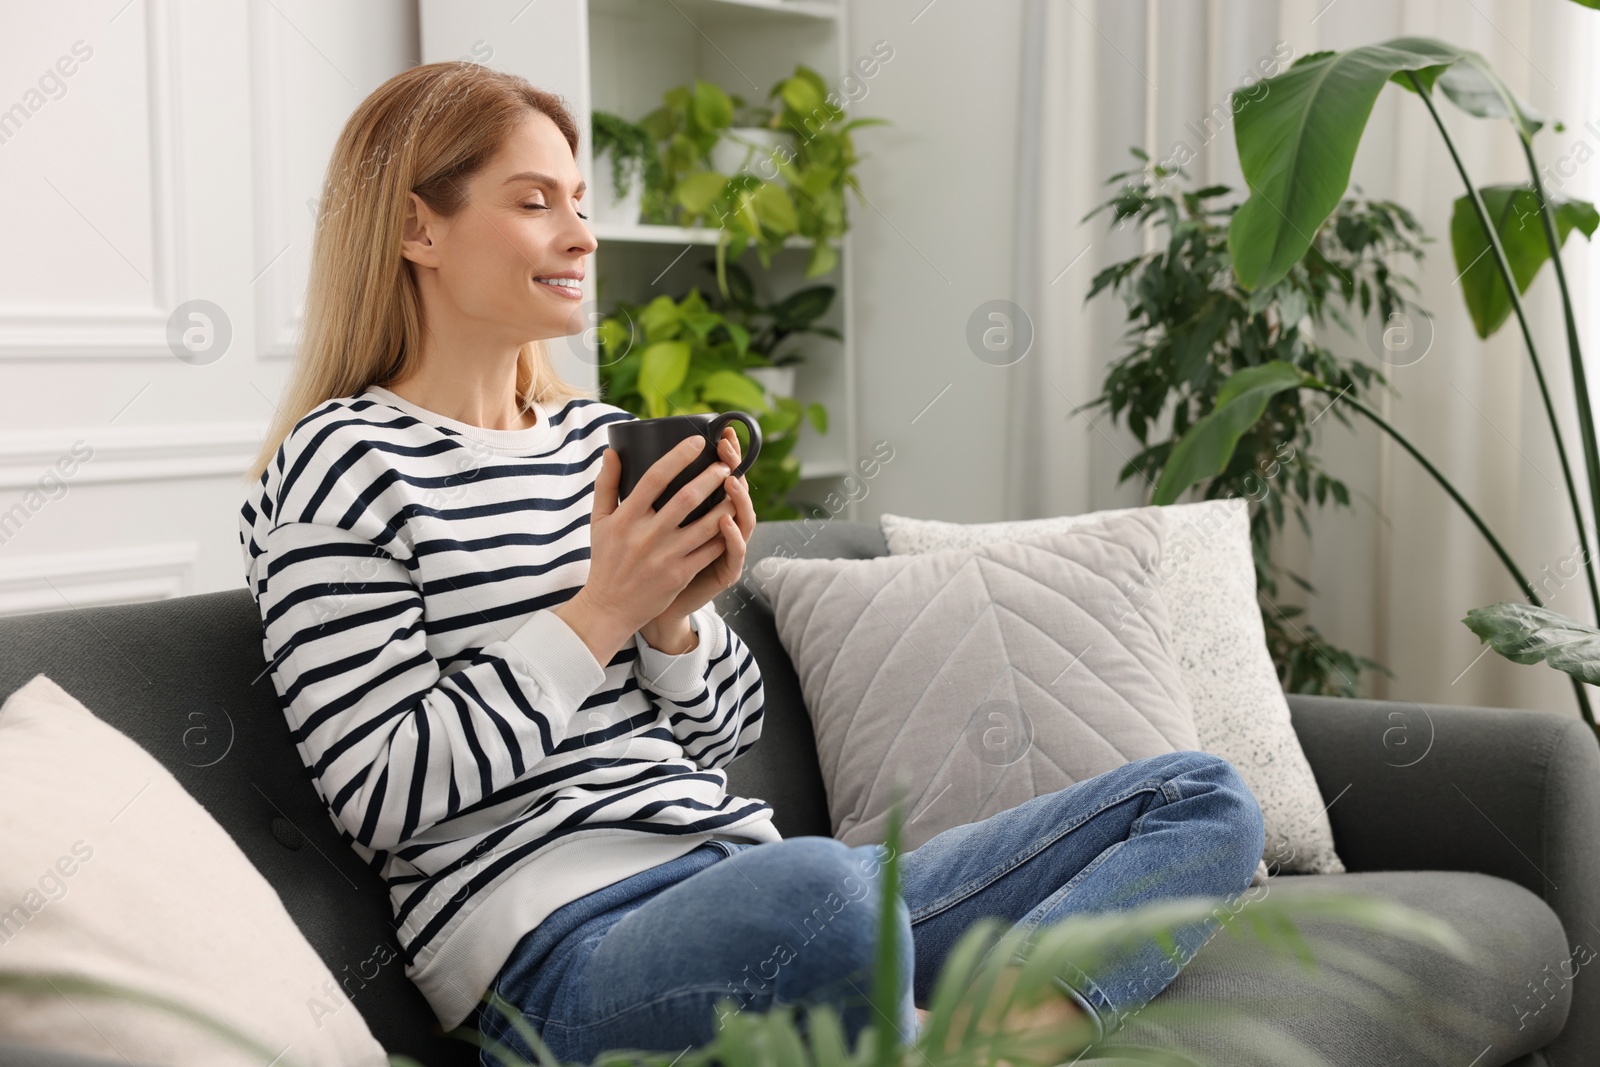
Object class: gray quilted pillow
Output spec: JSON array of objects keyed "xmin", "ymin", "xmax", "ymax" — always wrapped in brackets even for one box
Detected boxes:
[{"xmin": 748, "ymin": 509, "xmax": 1200, "ymax": 851}]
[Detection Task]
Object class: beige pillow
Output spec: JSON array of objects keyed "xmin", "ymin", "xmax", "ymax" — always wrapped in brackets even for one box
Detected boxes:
[
  {"xmin": 750, "ymin": 512, "xmax": 1201, "ymax": 852},
  {"xmin": 0, "ymin": 675, "xmax": 388, "ymax": 1067}
]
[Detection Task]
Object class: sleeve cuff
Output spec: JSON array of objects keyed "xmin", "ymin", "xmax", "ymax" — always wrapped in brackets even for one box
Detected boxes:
[
  {"xmin": 502, "ymin": 608, "xmax": 609, "ymax": 714},
  {"xmin": 634, "ymin": 608, "xmax": 716, "ymax": 699}
]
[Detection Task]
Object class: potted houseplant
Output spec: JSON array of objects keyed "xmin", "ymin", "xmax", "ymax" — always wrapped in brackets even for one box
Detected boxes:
[
  {"xmin": 637, "ymin": 79, "xmax": 736, "ymax": 227},
  {"xmin": 1082, "ymin": 154, "xmax": 1423, "ymax": 696},
  {"xmin": 638, "ymin": 68, "xmax": 885, "ymax": 293},
  {"xmin": 710, "ymin": 121, "xmax": 792, "ymax": 181},
  {"xmin": 751, "ymin": 64, "xmax": 887, "ymax": 279},
  {"xmin": 703, "ymin": 261, "xmax": 839, "ymax": 406},
  {"xmin": 590, "ymin": 111, "xmax": 662, "ymax": 226},
  {"xmin": 1146, "ymin": 33, "xmax": 1600, "ymax": 723}
]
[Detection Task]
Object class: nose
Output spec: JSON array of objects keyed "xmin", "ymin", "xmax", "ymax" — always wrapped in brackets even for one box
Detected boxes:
[{"xmin": 567, "ymin": 208, "xmax": 597, "ymax": 257}]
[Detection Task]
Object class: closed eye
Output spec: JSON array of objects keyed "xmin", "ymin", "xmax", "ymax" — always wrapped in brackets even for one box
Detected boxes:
[{"xmin": 523, "ymin": 203, "xmax": 589, "ymax": 220}]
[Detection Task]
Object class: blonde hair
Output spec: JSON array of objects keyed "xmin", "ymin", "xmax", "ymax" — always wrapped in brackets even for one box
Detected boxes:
[{"xmin": 246, "ymin": 61, "xmax": 598, "ymax": 483}]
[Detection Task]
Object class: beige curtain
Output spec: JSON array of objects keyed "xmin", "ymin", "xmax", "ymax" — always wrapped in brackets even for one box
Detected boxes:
[{"xmin": 1009, "ymin": 0, "xmax": 1600, "ymax": 714}]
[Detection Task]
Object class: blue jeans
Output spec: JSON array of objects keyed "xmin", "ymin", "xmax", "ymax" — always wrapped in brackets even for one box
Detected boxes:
[{"xmin": 470, "ymin": 750, "xmax": 1264, "ymax": 1064}]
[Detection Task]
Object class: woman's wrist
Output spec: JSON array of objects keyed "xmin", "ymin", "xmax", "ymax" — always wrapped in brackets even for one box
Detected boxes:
[
  {"xmin": 639, "ymin": 613, "xmax": 697, "ymax": 655},
  {"xmin": 552, "ymin": 591, "xmax": 637, "ymax": 668}
]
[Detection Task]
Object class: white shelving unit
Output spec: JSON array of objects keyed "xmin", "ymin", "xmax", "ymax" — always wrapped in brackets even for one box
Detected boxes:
[{"xmin": 420, "ymin": 0, "xmax": 859, "ymax": 518}]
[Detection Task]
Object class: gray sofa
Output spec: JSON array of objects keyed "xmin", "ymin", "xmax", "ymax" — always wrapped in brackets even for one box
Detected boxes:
[{"xmin": 0, "ymin": 519, "xmax": 1595, "ymax": 1067}]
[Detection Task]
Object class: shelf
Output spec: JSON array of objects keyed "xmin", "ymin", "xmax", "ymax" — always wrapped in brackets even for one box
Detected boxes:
[
  {"xmin": 695, "ymin": 0, "xmax": 841, "ymax": 18},
  {"xmin": 798, "ymin": 459, "xmax": 851, "ymax": 480},
  {"xmin": 591, "ymin": 0, "xmax": 841, "ymax": 26},
  {"xmin": 592, "ymin": 221, "xmax": 837, "ymax": 250}
]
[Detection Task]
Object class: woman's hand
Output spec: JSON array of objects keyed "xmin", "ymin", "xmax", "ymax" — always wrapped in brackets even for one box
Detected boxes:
[
  {"xmin": 647, "ymin": 427, "xmax": 756, "ymax": 628},
  {"xmin": 555, "ymin": 425, "xmax": 751, "ymax": 666}
]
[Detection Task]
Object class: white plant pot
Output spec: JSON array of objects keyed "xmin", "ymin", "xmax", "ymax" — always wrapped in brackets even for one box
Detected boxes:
[
  {"xmin": 711, "ymin": 127, "xmax": 792, "ymax": 179},
  {"xmin": 745, "ymin": 365, "xmax": 797, "ymax": 403},
  {"xmin": 591, "ymin": 147, "xmax": 645, "ymax": 225}
]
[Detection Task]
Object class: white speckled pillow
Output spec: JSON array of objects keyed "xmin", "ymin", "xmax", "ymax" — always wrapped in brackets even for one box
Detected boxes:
[
  {"xmin": 750, "ymin": 510, "xmax": 1202, "ymax": 853},
  {"xmin": 881, "ymin": 500, "xmax": 1344, "ymax": 876}
]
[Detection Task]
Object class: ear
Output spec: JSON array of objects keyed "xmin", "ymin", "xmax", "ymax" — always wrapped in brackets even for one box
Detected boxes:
[{"xmin": 399, "ymin": 191, "xmax": 443, "ymax": 268}]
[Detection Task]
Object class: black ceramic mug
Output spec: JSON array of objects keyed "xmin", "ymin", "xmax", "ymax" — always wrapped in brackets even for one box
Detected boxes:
[{"xmin": 607, "ymin": 412, "xmax": 762, "ymax": 527}]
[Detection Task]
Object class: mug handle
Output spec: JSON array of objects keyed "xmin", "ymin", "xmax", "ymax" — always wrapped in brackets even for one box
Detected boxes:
[{"xmin": 706, "ymin": 411, "xmax": 762, "ymax": 479}]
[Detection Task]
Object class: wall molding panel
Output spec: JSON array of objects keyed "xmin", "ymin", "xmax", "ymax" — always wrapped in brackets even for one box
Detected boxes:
[
  {"xmin": 0, "ymin": 0, "xmax": 189, "ymax": 360},
  {"xmin": 247, "ymin": 0, "xmax": 303, "ymax": 362},
  {"xmin": 0, "ymin": 421, "xmax": 267, "ymax": 490},
  {"xmin": 0, "ymin": 542, "xmax": 198, "ymax": 616}
]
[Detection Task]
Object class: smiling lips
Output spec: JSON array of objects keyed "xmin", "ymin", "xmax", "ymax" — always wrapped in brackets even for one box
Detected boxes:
[{"xmin": 534, "ymin": 275, "xmax": 584, "ymax": 299}]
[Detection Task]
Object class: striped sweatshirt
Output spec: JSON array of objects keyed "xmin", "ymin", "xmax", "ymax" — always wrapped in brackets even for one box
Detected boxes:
[{"xmin": 239, "ymin": 384, "xmax": 776, "ymax": 1030}]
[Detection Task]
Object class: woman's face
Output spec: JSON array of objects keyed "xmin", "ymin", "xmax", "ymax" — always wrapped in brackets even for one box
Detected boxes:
[{"xmin": 402, "ymin": 111, "xmax": 596, "ymax": 344}]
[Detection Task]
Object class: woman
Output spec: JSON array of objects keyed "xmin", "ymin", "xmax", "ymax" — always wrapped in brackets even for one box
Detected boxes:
[{"xmin": 242, "ymin": 62, "xmax": 1264, "ymax": 1064}]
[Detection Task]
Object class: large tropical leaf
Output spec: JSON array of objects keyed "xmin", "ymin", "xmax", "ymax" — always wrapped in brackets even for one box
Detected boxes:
[
  {"xmin": 1431, "ymin": 51, "xmax": 1547, "ymax": 139},
  {"xmin": 1152, "ymin": 362, "xmax": 1307, "ymax": 505},
  {"xmin": 1451, "ymin": 184, "xmax": 1600, "ymax": 338},
  {"xmin": 1463, "ymin": 601, "xmax": 1600, "ymax": 683},
  {"xmin": 1229, "ymin": 37, "xmax": 1464, "ymax": 291}
]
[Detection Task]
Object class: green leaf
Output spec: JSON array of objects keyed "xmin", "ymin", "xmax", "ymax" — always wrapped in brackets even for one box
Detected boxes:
[
  {"xmin": 776, "ymin": 65, "xmax": 832, "ymax": 120},
  {"xmin": 771, "ymin": 285, "xmax": 835, "ymax": 328},
  {"xmin": 721, "ymin": 261, "xmax": 758, "ymax": 310},
  {"xmin": 699, "ymin": 369, "xmax": 770, "ymax": 412},
  {"xmin": 751, "ymin": 180, "xmax": 799, "ymax": 235},
  {"xmin": 806, "ymin": 401, "xmax": 828, "ymax": 434},
  {"xmin": 1463, "ymin": 602, "xmax": 1600, "ymax": 683},
  {"xmin": 681, "ymin": 309, "xmax": 723, "ymax": 341},
  {"xmin": 761, "ymin": 404, "xmax": 802, "ymax": 436},
  {"xmin": 638, "ymin": 294, "xmax": 681, "ymax": 341},
  {"xmin": 1169, "ymin": 298, "xmax": 1232, "ymax": 383},
  {"xmin": 805, "ymin": 240, "xmax": 838, "ymax": 278},
  {"xmin": 1572, "ymin": 0, "xmax": 1600, "ymax": 8},
  {"xmin": 870, "ymin": 803, "xmax": 903, "ymax": 1067},
  {"xmin": 676, "ymin": 171, "xmax": 730, "ymax": 217},
  {"xmin": 691, "ymin": 78, "xmax": 733, "ymax": 133},
  {"xmin": 1451, "ymin": 184, "xmax": 1600, "ymax": 338},
  {"xmin": 1229, "ymin": 37, "xmax": 1465, "ymax": 290},
  {"xmin": 731, "ymin": 182, "xmax": 762, "ymax": 238},
  {"xmin": 638, "ymin": 340, "xmax": 691, "ymax": 418},
  {"xmin": 1433, "ymin": 51, "xmax": 1547, "ymax": 139},
  {"xmin": 1153, "ymin": 362, "xmax": 1307, "ymax": 505},
  {"xmin": 596, "ymin": 316, "xmax": 632, "ymax": 354}
]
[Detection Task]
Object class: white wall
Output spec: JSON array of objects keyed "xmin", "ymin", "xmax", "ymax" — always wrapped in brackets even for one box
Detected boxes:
[
  {"xmin": 842, "ymin": 0, "xmax": 1600, "ymax": 714},
  {"xmin": 842, "ymin": 0, "xmax": 1033, "ymax": 523},
  {"xmin": 12, "ymin": 0, "xmax": 1592, "ymax": 715},
  {"xmin": 0, "ymin": 0, "xmax": 417, "ymax": 613}
]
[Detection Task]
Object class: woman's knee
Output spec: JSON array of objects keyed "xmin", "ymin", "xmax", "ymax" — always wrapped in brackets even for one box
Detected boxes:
[
  {"xmin": 1169, "ymin": 751, "xmax": 1266, "ymax": 872},
  {"xmin": 727, "ymin": 837, "xmax": 898, "ymax": 993}
]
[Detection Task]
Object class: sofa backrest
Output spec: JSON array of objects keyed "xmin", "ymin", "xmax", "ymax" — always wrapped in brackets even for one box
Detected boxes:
[
  {"xmin": 0, "ymin": 587, "xmax": 472, "ymax": 1066},
  {"xmin": 719, "ymin": 518, "xmax": 890, "ymax": 837},
  {"xmin": 0, "ymin": 519, "xmax": 882, "ymax": 1065}
]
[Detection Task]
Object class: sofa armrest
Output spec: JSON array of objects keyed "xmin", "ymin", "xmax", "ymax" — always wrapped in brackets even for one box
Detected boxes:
[
  {"xmin": 1284, "ymin": 693, "xmax": 1598, "ymax": 887},
  {"xmin": 1286, "ymin": 692, "xmax": 1600, "ymax": 1065}
]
